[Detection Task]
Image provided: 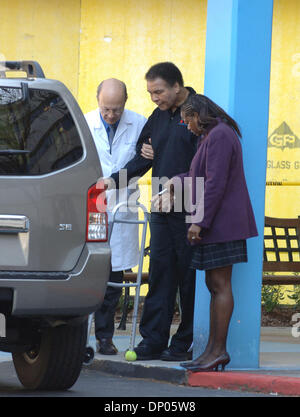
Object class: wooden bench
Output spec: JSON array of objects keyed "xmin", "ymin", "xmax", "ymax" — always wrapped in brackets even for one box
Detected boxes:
[{"xmin": 263, "ymin": 216, "xmax": 300, "ymax": 285}]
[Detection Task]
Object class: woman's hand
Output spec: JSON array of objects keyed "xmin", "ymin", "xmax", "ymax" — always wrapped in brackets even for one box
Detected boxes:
[
  {"xmin": 187, "ymin": 224, "xmax": 202, "ymax": 243},
  {"xmin": 141, "ymin": 138, "xmax": 154, "ymax": 160}
]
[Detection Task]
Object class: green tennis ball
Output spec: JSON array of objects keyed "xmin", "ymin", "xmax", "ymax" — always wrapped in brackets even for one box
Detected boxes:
[{"xmin": 125, "ymin": 350, "xmax": 137, "ymax": 362}]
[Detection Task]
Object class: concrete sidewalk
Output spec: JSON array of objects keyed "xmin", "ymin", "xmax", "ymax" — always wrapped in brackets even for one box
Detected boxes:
[{"xmin": 86, "ymin": 325, "xmax": 300, "ymax": 396}]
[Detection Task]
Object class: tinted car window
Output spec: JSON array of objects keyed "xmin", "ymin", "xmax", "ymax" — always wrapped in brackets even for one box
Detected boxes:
[{"xmin": 0, "ymin": 86, "xmax": 83, "ymax": 175}]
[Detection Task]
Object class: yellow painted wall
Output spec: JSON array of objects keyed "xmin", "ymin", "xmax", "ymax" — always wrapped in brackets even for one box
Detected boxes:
[
  {"xmin": 78, "ymin": 0, "xmax": 207, "ymax": 116},
  {"xmin": 0, "ymin": 0, "xmax": 207, "ymax": 105},
  {"xmin": 0, "ymin": 0, "xmax": 81, "ymax": 97},
  {"xmin": 266, "ymin": 0, "xmax": 300, "ymax": 218}
]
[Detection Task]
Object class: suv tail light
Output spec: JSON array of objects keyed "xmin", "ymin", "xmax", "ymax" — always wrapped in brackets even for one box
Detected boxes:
[{"xmin": 86, "ymin": 182, "xmax": 108, "ymax": 242}]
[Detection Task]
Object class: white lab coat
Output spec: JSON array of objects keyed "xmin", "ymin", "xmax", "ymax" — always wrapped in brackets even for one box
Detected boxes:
[{"xmin": 85, "ymin": 108, "xmax": 147, "ymax": 271}]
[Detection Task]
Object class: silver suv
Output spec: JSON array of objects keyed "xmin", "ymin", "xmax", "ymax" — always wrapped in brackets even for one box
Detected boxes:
[{"xmin": 0, "ymin": 61, "xmax": 111, "ymax": 390}]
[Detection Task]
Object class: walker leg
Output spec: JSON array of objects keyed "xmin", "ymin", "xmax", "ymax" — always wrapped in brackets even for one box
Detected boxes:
[
  {"xmin": 84, "ymin": 314, "xmax": 95, "ymax": 365},
  {"xmin": 118, "ymin": 286, "xmax": 130, "ymax": 330}
]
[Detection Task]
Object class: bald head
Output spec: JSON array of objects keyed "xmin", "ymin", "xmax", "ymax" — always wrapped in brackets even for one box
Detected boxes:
[
  {"xmin": 97, "ymin": 78, "xmax": 127, "ymax": 125},
  {"xmin": 97, "ymin": 79, "xmax": 128, "ymax": 101}
]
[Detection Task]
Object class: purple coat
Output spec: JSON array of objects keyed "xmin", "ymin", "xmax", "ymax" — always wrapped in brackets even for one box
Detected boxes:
[{"xmin": 176, "ymin": 120, "xmax": 258, "ymax": 244}]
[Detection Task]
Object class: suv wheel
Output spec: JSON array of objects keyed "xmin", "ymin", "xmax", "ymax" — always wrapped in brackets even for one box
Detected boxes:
[{"xmin": 12, "ymin": 319, "xmax": 87, "ymax": 390}]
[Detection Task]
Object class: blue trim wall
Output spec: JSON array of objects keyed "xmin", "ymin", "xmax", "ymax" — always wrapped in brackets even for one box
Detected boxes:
[{"xmin": 193, "ymin": 0, "xmax": 274, "ymax": 368}]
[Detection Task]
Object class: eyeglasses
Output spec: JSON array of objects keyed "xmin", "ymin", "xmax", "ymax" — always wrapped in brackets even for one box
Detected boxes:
[{"xmin": 100, "ymin": 106, "xmax": 124, "ymax": 116}]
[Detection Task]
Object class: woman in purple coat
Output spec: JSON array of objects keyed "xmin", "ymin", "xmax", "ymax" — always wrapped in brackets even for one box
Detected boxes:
[{"xmin": 153, "ymin": 94, "xmax": 257, "ymax": 372}]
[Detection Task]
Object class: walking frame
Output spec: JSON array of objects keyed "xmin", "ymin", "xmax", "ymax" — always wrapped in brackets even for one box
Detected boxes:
[{"xmin": 84, "ymin": 201, "xmax": 149, "ymax": 365}]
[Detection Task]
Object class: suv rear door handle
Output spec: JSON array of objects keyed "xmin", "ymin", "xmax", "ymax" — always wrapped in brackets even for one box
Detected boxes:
[{"xmin": 0, "ymin": 215, "xmax": 29, "ymax": 233}]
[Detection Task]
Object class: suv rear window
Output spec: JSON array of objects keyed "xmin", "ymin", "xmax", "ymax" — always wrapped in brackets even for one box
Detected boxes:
[{"xmin": 0, "ymin": 86, "xmax": 83, "ymax": 175}]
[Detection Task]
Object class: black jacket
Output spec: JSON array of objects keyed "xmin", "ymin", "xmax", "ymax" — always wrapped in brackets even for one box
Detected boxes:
[{"xmin": 111, "ymin": 87, "xmax": 197, "ymax": 187}]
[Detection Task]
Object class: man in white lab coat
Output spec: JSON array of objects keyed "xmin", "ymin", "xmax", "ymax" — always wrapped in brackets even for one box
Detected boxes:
[{"xmin": 85, "ymin": 79, "xmax": 147, "ymax": 354}]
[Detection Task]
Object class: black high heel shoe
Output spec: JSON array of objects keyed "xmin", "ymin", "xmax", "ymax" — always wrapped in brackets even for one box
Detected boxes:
[{"xmin": 181, "ymin": 353, "xmax": 230, "ymax": 372}]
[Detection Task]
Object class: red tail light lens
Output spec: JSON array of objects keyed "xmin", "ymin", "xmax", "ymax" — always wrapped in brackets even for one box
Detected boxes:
[{"xmin": 86, "ymin": 181, "xmax": 108, "ymax": 242}]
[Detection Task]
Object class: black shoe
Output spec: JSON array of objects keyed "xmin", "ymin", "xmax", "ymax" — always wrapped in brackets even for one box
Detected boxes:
[
  {"xmin": 97, "ymin": 338, "xmax": 118, "ymax": 355},
  {"xmin": 160, "ymin": 347, "xmax": 193, "ymax": 362},
  {"xmin": 134, "ymin": 343, "xmax": 162, "ymax": 360},
  {"xmin": 180, "ymin": 353, "xmax": 230, "ymax": 372}
]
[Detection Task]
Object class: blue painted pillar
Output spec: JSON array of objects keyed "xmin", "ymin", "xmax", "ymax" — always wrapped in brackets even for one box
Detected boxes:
[{"xmin": 193, "ymin": 0, "xmax": 273, "ymax": 368}]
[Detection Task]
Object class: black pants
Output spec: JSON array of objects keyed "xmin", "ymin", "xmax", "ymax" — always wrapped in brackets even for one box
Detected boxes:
[
  {"xmin": 94, "ymin": 270, "xmax": 124, "ymax": 340},
  {"xmin": 139, "ymin": 212, "xmax": 195, "ymax": 352}
]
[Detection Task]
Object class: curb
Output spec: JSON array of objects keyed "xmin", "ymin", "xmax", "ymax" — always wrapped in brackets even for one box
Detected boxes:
[
  {"xmin": 86, "ymin": 358, "xmax": 188, "ymax": 385},
  {"xmin": 188, "ymin": 371, "xmax": 300, "ymax": 396},
  {"xmin": 85, "ymin": 357, "xmax": 300, "ymax": 396}
]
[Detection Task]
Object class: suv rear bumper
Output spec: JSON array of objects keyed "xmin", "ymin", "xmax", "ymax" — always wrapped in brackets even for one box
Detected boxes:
[{"xmin": 0, "ymin": 243, "xmax": 111, "ymax": 317}]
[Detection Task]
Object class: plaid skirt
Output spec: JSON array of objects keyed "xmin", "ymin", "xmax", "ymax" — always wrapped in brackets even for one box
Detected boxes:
[{"xmin": 190, "ymin": 240, "xmax": 247, "ymax": 271}]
